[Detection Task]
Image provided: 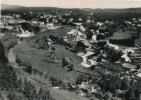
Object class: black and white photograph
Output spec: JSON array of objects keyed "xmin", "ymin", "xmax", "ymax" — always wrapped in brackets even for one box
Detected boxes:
[{"xmin": 1, "ymin": 0, "xmax": 141, "ymax": 100}]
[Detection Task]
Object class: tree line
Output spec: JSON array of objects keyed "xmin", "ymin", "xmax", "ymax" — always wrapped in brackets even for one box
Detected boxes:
[{"xmin": 109, "ymin": 38, "xmax": 135, "ymax": 46}]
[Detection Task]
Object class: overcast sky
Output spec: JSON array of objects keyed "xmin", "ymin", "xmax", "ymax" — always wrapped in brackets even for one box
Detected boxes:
[{"xmin": 1, "ymin": 0, "xmax": 141, "ymax": 8}]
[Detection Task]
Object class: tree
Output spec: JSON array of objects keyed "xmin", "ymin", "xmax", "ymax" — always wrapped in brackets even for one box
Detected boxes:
[
  {"xmin": 97, "ymin": 56, "xmax": 102, "ymax": 62},
  {"xmin": 51, "ymin": 47, "xmax": 56, "ymax": 52},
  {"xmin": 37, "ymin": 87, "xmax": 54, "ymax": 100},
  {"xmin": 16, "ymin": 78, "xmax": 22, "ymax": 92},
  {"xmin": 23, "ymin": 79, "xmax": 37, "ymax": 99},
  {"xmin": 21, "ymin": 22, "xmax": 33, "ymax": 32},
  {"xmin": 24, "ymin": 63, "xmax": 32, "ymax": 74}
]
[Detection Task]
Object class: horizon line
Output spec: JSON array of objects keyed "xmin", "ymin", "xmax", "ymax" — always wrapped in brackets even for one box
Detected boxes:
[{"xmin": 2, "ymin": 3, "xmax": 141, "ymax": 10}]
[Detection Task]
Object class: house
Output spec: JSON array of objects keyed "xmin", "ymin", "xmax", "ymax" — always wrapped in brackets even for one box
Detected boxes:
[
  {"xmin": 39, "ymin": 27, "xmax": 48, "ymax": 33},
  {"xmin": 89, "ymin": 30, "xmax": 96, "ymax": 40},
  {"xmin": 0, "ymin": 33, "xmax": 5, "ymax": 38},
  {"xmin": 125, "ymin": 21, "xmax": 132, "ymax": 25},
  {"xmin": 79, "ymin": 25, "xmax": 86, "ymax": 32},
  {"xmin": 1, "ymin": 15, "xmax": 14, "ymax": 20},
  {"xmin": 107, "ymin": 43, "xmax": 119, "ymax": 50},
  {"xmin": 67, "ymin": 29, "xmax": 77, "ymax": 36},
  {"xmin": 122, "ymin": 63, "xmax": 137, "ymax": 70},
  {"xmin": 121, "ymin": 54, "xmax": 131, "ymax": 62},
  {"xmin": 77, "ymin": 31, "xmax": 83, "ymax": 36},
  {"xmin": 123, "ymin": 49, "xmax": 135, "ymax": 54},
  {"xmin": 86, "ymin": 19, "xmax": 91, "ymax": 23},
  {"xmin": 46, "ymin": 23, "xmax": 54, "ymax": 29},
  {"xmin": 82, "ymin": 40, "xmax": 92, "ymax": 47},
  {"xmin": 138, "ymin": 18, "xmax": 141, "ymax": 22},
  {"xmin": 136, "ymin": 73, "xmax": 141, "ymax": 78},
  {"xmin": 96, "ymin": 30, "xmax": 99, "ymax": 34},
  {"xmin": 63, "ymin": 36, "xmax": 68, "ymax": 42},
  {"xmin": 62, "ymin": 57, "xmax": 73, "ymax": 69},
  {"xmin": 76, "ymin": 25, "xmax": 85, "ymax": 32},
  {"xmin": 89, "ymin": 87, "xmax": 97, "ymax": 93},
  {"xmin": 79, "ymin": 82, "xmax": 89, "ymax": 90},
  {"xmin": 68, "ymin": 18, "xmax": 74, "ymax": 23},
  {"xmin": 17, "ymin": 31, "xmax": 34, "ymax": 38},
  {"xmin": 31, "ymin": 20, "xmax": 37, "ymax": 24},
  {"xmin": 137, "ymin": 24, "xmax": 141, "ymax": 27},
  {"xmin": 78, "ymin": 18, "xmax": 83, "ymax": 22},
  {"xmin": 132, "ymin": 18, "xmax": 137, "ymax": 21},
  {"xmin": 92, "ymin": 32, "xmax": 97, "ymax": 41},
  {"xmin": 74, "ymin": 23, "xmax": 82, "ymax": 26},
  {"xmin": 13, "ymin": 14, "xmax": 20, "ymax": 19},
  {"xmin": 72, "ymin": 35, "xmax": 86, "ymax": 42},
  {"xmin": 47, "ymin": 38, "xmax": 53, "ymax": 45},
  {"xmin": 96, "ymin": 22, "xmax": 103, "ymax": 26}
]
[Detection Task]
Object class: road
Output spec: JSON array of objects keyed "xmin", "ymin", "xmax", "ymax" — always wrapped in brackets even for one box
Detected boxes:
[{"xmin": 135, "ymin": 43, "xmax": 141, "ymax": 49}]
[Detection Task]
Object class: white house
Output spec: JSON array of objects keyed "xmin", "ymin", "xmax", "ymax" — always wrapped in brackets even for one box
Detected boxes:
[
  {"xmin": 92, "ymin": 34, "xmax": 97, "ymax": 41},
  {"xmin": 96, "ymin": 22, "xmax": 103, "ymax": 26},
  {"xmin": 107, "ymin": 43, "xmax": 119, "ymax": 50},
  {"xmin": 123, "ymin": 49, "xmax": 135, "ymax": 54},
  {"xmin": 46, "ymin": 23, "xmax": 54, "ymax": 29},
  {"xmin": 63, "ymin": 36, "xmax": 68, "ymax": 42},
  {"xmin": 121, "ymin": 54, "xmax": 131, "ymax": 62},
  {"xmin": 17, "ymin": 31, "xmax": 34, "ymax": 38}
]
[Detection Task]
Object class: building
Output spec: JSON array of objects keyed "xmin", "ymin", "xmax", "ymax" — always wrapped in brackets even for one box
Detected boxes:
[
  {"xmin": 121, "ymin": 54, "xmax": 131, "ymax": 62},
  {"xmin": 17, "ymin": 31, "xmax": 34, "ymax": 37},
  {"xmin": 107, "ymin": 43, "xmax": 119, "ymax": 50},
  {"xmin": 46, "ymin": 23, "xmax": 54, "ymax": 29},
  {"xmin": 63, "ymin": 36, "xmax": 68, "ymax": 42}
]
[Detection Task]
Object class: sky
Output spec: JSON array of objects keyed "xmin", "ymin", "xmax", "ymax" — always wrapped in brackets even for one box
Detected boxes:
[{"xmin": 1, "ymin": 0, "xmax": 141, "ymax": 8}]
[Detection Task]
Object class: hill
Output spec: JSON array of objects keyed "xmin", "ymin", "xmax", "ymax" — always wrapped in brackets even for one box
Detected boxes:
[
  {"xmin": 1, "ymin": 4, "xmax": 23, "ymax": 10},
  {"xmin": 1, "ymin": 4, "xmax": 141, "ymax": 14}
]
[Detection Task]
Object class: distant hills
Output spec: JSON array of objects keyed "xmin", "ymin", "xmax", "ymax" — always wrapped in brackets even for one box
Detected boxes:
[
  {"xmin": 1, "ymin": 4, "xmax": 23, "ymax": 10},
  {"xmin": 1, "ymin": 4, "xmax": 141, "ymax": 14}
]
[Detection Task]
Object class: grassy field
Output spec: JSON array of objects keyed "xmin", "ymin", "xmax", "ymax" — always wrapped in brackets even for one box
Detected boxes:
[
  {"xmin": 13, "ymin": 39, "xmax": 102, "ymax": 81},
  {"xmin": 49, "ymin": 88, "xmax": 93, "ymax": 100},
  {"xmin": 135, "ymin": 34, "xmax": 141, "ymax": 46},
  {"xmin": 109, "ymin": 31, "xmax": 136, "ymax": 39},
  {"xmin": 40, "ymin": 27, "xmax": 72, "ymax": 39},
  {"xmin": 13, "ymin": 40, "xmax": 101, "ymax": 100},
  {"xmin": 12, "ymin": 27, "xmax": 134, "ymax": 83},
  {"xmin": 13, "ymin": 41, "xmax": 81, "ymax": 83}
]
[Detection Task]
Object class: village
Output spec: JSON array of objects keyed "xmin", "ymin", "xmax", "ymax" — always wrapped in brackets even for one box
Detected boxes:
[{"xmin": 1, "ymin": 8, "xmax": 141, "ymax": 100}]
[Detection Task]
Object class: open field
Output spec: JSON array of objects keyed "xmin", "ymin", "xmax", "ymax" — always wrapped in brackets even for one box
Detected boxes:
[
  {"xmin": 13, "ymin": 40, "xmax": 103, "ymax": 80},
  {"xmin": 109, "ymin": 31, "xmax": 136, "ymax": 39},
  {"xmin": 135, "ymin": 34, "xmax": 141, "ymax": 47},
  {"xmin": 13, "ymin": 41, "xmax": 80, "ymax": 83},
  {"xmin": 40, "ymin": 27, "xmax": 72, "ymax": 39},
  {"xmin": 50, "ymin": 88, "xmax": 92, "ymax": 100}
]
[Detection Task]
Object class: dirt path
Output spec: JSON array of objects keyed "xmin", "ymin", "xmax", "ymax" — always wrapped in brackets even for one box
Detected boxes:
[
  {"xmin": 1, "ymin": 93, "xmax": 8, "ymax": 100},
  {"xmin": 8, "ymin": 48, "xmax": 18, "ymax": 67},
  {"xmin": 135, "ymin": 43, "xmax": 141, "ymax": 49}
]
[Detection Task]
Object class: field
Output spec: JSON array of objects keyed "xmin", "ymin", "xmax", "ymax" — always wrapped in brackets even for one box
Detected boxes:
[
  {"xmin": 50, "ymin": 88, "xmax": 91, "ymax": 100},
  {"xmin": 39, "ymin": 26, "xmax": 72, "ymax": 39},
  {"xmin": 135, "ymin": 34, "xmax": 141, "ymax": 46},
  {"xmin": 13, "ymin": 41, "xmax": 80, "ymax": 83},
  {"xmin": 12, "ymin": 27, "xmax": 137, "ymax": 86},
  {"xmin": 109, "ymin": 31, "xmax": 136, "ymax": 39}
]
